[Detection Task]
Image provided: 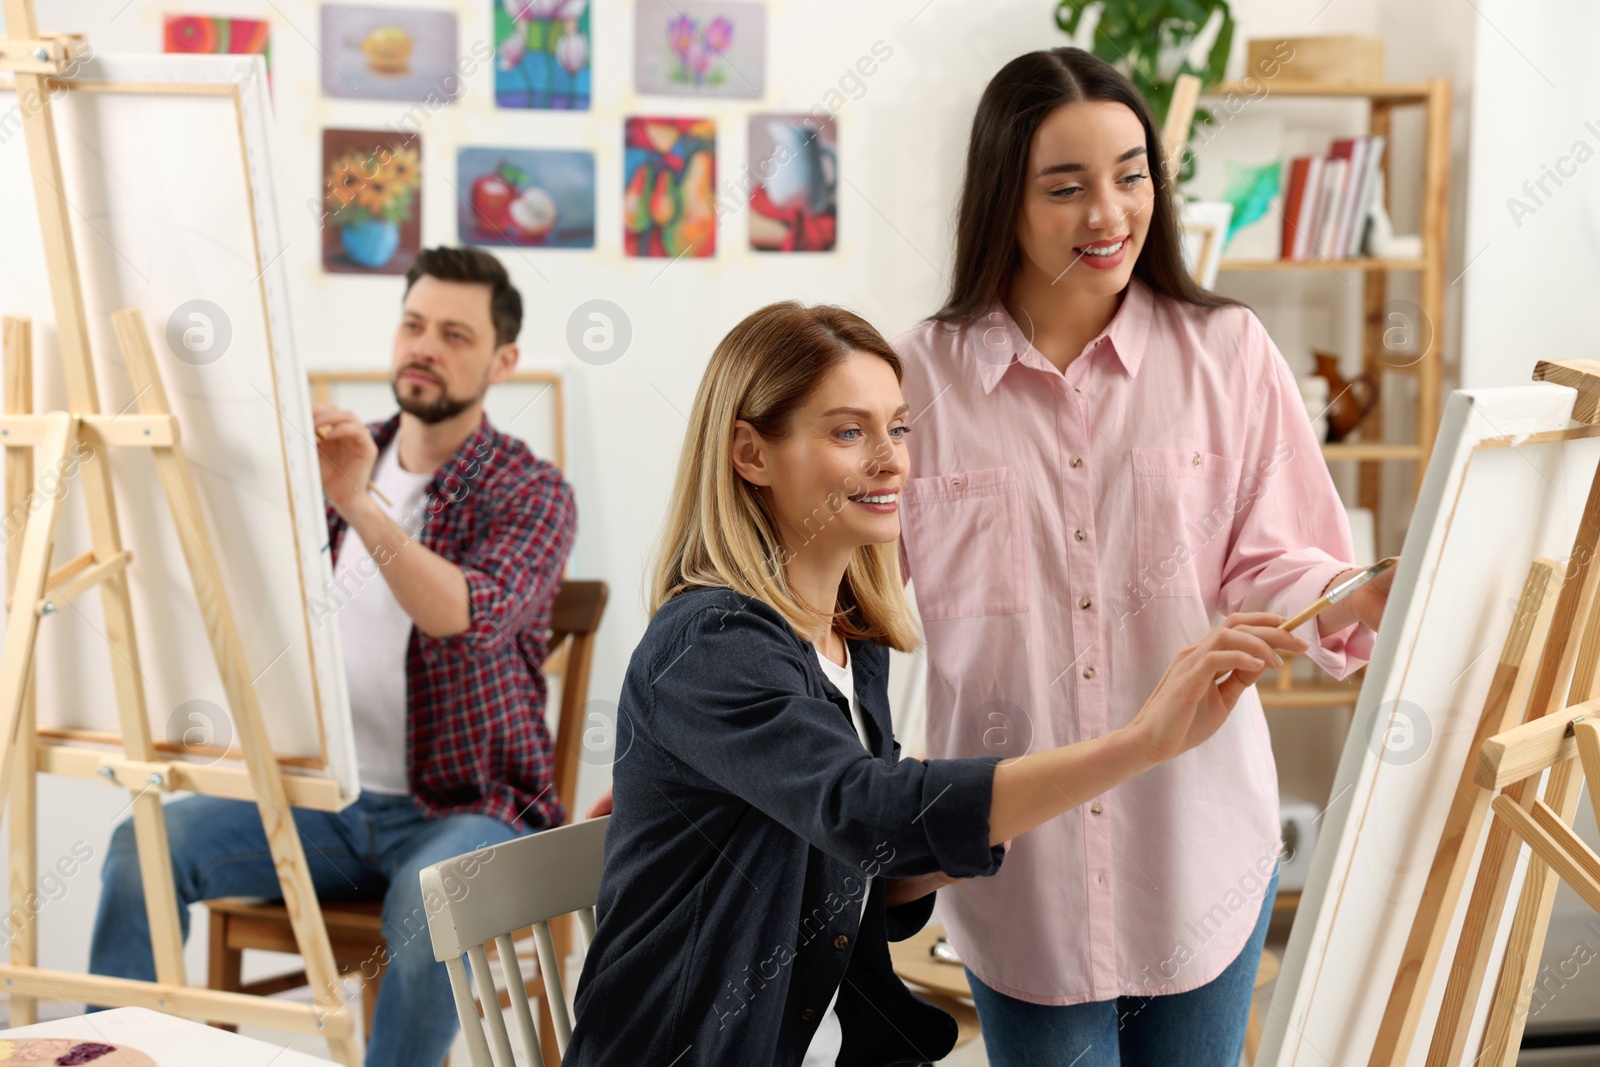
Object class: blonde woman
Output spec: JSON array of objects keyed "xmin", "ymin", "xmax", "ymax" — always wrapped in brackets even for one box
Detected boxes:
[{"xmin": 563, "ymin": 302, "xmax": 1304, "ymax": 1066}]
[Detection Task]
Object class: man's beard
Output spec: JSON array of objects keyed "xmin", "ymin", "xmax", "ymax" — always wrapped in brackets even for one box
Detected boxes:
[{"xmin": 393, "ymin": 368, "xmax": 483, "ymax": 425}]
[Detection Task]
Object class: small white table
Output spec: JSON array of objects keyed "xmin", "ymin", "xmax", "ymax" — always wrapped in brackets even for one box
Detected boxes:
[{"xmin": 0, "ymin": 1007, "xmax": 338, "ymax": 1065}]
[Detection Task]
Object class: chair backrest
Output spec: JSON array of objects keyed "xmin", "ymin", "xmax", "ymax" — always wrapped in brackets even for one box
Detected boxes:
[
  {"xmin": 421, "ymin": 815, "xmax": 609, "ymax": 1067},
  {"xmin": 547, "ymin": 580, "xmax": 608, "ymax": 819}
]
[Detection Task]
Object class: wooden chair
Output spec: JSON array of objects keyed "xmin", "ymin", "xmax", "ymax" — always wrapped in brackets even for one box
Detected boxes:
[
  {"xmin": 205, "ymin": 579, "xmax": 608, "ymax": 1065},
  {"xmin": 420, "ymin": 815, "xmax": 608, "ymax": 1066}
]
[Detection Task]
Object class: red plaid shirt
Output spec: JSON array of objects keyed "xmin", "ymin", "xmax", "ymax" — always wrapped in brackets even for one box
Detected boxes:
[{"xmin": 327, "ymin": 413, "xmax": 576, "ymax": 831}]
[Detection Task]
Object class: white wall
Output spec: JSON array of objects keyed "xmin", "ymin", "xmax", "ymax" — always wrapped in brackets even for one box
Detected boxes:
[{"xmin": 1459, "ymin": 0, "xmax": 1600, "ymax": 387}]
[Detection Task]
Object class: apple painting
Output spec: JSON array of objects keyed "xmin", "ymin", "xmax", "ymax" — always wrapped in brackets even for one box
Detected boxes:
[
  {"xmin": 470, "ymin": 170, "xmax": 517, "ymax": 233},
  {"xmin": 458, "ymin": 148, "xmax": 595, "ymax": 248},
  {"xmin": 508, "ymin": 186, "xmax": 559, "ymax": 241}
]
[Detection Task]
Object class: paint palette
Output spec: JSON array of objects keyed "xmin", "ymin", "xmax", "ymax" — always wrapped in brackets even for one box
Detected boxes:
[{"xmin": 0, "ymin": 1039, "xmax": 156, "ymax": 1066}]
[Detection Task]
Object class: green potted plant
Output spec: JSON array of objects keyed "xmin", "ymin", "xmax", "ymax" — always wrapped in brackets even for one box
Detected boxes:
[{"xmin": 1055, "ymin": 0, "xmax": 1235, "ymax": 182}]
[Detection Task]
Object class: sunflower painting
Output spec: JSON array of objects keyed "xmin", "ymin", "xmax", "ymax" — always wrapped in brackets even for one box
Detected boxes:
[
  {"xmin": 623, "ymin": 117, "xmax": 715, "ymax": 258},
  {"xmin": 321, "ymin": 129, "xmax": 423, "ymax": 274}
]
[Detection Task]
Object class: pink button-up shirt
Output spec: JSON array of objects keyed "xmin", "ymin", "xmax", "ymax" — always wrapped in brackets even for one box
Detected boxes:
[{"xmin": 893, "ymin": 278, "xmax": 1375, "ymax": 1005}]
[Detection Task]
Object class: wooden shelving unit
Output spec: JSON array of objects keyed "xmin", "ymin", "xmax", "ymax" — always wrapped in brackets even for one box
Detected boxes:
[
  {"xmin": 1218, "ymin": 256, "xmax": 1425, "ymax": 272},
  {"xmin": 1198, "ymin": 76, "xmax": 1453, "ymax": 711},
  {"xmin": 1197, "ymin": 82, "xmax": 1453, "ymax": 930}
]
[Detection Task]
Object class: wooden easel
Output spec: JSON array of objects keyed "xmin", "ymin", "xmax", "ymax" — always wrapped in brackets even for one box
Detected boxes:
[
  {"xmin": 0, "ymin": 3, "xmax": 358, "ymax": 1062},
  {"xmin": 1362, "ymin": 359, "xmax": 1600, "ymax": 1067}
]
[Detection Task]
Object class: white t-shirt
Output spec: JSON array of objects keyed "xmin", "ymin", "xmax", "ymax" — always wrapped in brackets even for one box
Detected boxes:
[
  {"xmin": 333, "ymin": 437, "xmax": 436, "ymax": 796},
  {"xmin": 801, "ymin": 638, "xmax": 874, "ymax": 1067}
]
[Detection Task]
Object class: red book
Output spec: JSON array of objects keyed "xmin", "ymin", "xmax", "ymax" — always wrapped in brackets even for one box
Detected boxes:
[{"xmin": 1280, "ymin": 155, "xmax": 1320, "ymax": 260}]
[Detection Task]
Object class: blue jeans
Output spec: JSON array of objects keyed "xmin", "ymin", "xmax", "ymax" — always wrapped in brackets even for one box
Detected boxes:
[
  {"xmin": 89, "ymin": 792, "xmax": 519, "ymax": 1067},
  {"xmin": 966, "ymin": 863, "xmax": 1279, "ymax": 1067}
]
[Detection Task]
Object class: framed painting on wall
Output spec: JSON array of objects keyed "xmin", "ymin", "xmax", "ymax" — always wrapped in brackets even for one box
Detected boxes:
[
  {"xmin": 321, "ymin": 129, "xmax": 423, "ymax": 276},
  {"xmin": 496, "ymin": 0, "xmax": 591, "ymax": 109},
  {"xmin": 320, "ymin": 4, "xmax": 461, "ymax": 103},
  {"xmin": 624, "ymin": 117, "xmax": 716, "ymax": 258},
  {"xmin": 749, "ymin": 114, "xmax": 836, "ymax": 252},
  {"xmin": 458, "ymin": 147, "xmax": 596, "ymax": 248},
  {"xmin": 633, "ymin": 0, "xmax": 764, "ymax": 99}
]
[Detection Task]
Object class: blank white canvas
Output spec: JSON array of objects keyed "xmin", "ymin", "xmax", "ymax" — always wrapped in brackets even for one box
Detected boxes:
[
  {"xmin": 1262, "ymin": 384, "xmax": 1592, "ymax": 1065},
  {"xmin": 0, "ymin": 55, "xmax": 355, "ymax": 801}
]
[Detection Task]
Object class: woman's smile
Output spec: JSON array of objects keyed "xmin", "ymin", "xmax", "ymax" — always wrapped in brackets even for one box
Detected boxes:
[
  {"xmin": 847, "ymin": 486, "xmax": 900, "ymax": 514},
  {"xmin": 1074, "ymin": 234, "xmax": 1130, "ymax": 269}
]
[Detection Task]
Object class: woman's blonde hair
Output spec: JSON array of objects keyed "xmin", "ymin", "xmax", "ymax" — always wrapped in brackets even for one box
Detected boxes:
[{"xmin": 649, "ymin": 301, "xmax": 921, "ymax": 652}]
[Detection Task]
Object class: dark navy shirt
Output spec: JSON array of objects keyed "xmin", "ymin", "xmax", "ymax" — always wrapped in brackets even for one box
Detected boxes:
[{"xmin": 566, "ymin": 586, "xmax": 1005, "ymax": 1067}]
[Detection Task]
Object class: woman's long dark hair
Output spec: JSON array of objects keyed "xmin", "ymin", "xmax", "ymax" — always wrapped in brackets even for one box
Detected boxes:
[{"xmin": 935, "ymin": 47, "xmax": 1239, "ymax": 322}]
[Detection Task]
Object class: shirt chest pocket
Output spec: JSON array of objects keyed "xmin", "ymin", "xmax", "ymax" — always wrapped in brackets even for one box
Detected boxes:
[
  {"xmin": 901, "ymin": 465, "xmax": 1029, "ymax": 620},
  {"xmin": 1131, "ymin": 447, "xmax": 1243, "ymax": 599}
]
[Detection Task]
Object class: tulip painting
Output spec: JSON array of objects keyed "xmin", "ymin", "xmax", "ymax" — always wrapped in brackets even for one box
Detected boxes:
[
  {"xmin": 623, "ymin": 118, "xmax": 716, "ymax": 258},
  {"xmin": 495, "ymin": 0, "xmax": 591, "ymax": 110},
  {"xmin": 633, "ymin": 0, "xmax": 764, "ymax": 99}
]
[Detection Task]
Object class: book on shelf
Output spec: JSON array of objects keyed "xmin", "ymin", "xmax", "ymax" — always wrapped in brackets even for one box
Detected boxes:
[{"xmin": 1279, "ymin": 134, "xmax": 1387, "ymax": 261}]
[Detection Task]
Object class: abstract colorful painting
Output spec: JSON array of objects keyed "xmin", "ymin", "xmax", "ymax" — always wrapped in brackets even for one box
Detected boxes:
[
  {"xmin": 496, "ymin": 0, "xmax": 591, "ymax": 109},
  {"xmin": 163, "ymin": 14, "xmax": 271, "ymax": 78},
  {"xmin": 321, "ymin": 129, "xmax": 423, "ymax": 275},
  {"xmin": 633, "ymin": 0, "xmax": 764, "ymax": 99},
  {"xmin": 458, "ymin": 148, "xmax": 595, "ymax": 248},
  {"xmin": 749, "ymin": 114, "xmax": 836, "ymax": 252},
  {"xmin": 624, "ymin": 118, "xmax": 716, "ymax": 258},
  {"xmin": 320, "ymin": 4, "xmax": 461, "ymax": 103}
]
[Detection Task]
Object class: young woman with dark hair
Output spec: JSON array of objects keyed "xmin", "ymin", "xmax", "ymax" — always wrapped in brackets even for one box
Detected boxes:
[
  {"xmin": 563, "ymin": 301, "xmax": 1304, "ymax": 1066},
  {"xmin": 892, "ymin": 47, "xmax": 1398, "ymax": 1066}
]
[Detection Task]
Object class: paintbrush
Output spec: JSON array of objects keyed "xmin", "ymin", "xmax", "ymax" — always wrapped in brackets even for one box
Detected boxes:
[
  {"xmin": 315, "ymin": 423, "xmax": 394, "ymax": 506},
  {"xmin": 1280, "ymin": 556, "xmax": 1399, "ymax": 632},
  {"xmin": 1215, "ymin": 557, "xmax": 1398, "ymax": 683}
]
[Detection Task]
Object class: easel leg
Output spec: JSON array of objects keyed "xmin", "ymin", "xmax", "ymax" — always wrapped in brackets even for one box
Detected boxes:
[
  {"xmin": 1367, "ymin": 558, "xmax": 1559, "ymax": 1067},
  {"xmin": 1429, "ymin": 463, "xmax": 1600, "ymax": 1066},
  {"xmin": 1476, "ymin": 516, "xmax": 1600, "ymax": 1064},
  {"xmin": 1476, "ymin": 756, "xmax": 1588, "ymax": 1065},
  {"xmin": 3, "ymin": 316, "xmax": 38, "ymax": 1028},
  {"xmin": 112, "ymin": 311, "xmax": 359, "ymax": 1066}
]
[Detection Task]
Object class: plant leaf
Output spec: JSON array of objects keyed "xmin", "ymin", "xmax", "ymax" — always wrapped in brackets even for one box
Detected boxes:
[{"xmin": 1055, "ymin": 0, "xmax": 1092, "ymax": 34}]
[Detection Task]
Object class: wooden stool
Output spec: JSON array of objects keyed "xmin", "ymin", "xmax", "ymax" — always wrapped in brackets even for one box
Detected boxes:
[{"xmin": 204, "ymin": 580, "xmax": 607, "ymax": 1066}]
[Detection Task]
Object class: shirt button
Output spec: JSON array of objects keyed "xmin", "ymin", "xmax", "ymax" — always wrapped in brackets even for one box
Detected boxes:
[
  {"xmin": 1070, "ymin": 456, "xmax": 1083, "ymax": 468},
  {"xmin": 1091, "ymin": 802, "xmax": 1103, "ymax": 814},
  {"xmin": 1192, "ymin": 452, "xmax": 1202, "ymax": 466},
  {"xmin": 1083, "ymin": 666, "xmax": 1096, "ymax": 679},
  {"xmin": 1079, "ymin": 597, "xmax": 1091, "ymax": 609},
  {"xmin": 1075, "ymin": 529, "xmax": 1086, "ymax": 541},
  {"xmin": 801, "ymin": 1008, "xmax": 816, "ymax": 1022},
  {"xmin": 833, "ymin": 934, "xmax": 849, "ymax": 949}
]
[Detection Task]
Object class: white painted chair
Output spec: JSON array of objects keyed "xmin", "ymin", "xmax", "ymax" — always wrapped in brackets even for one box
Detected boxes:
[{"xmin": 420, "ymin": 815, "xmax": 609, "ymax": 1067}]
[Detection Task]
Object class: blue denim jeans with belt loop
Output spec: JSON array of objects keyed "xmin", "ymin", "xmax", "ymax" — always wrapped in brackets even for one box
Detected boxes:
[
  {"xmin": 88, "ymin": 791, "xmax": 520, "ymax": 1067},
  {"xmin": 965, "ymin": 862, "xmax": 1280, "ymax": 1067}
]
